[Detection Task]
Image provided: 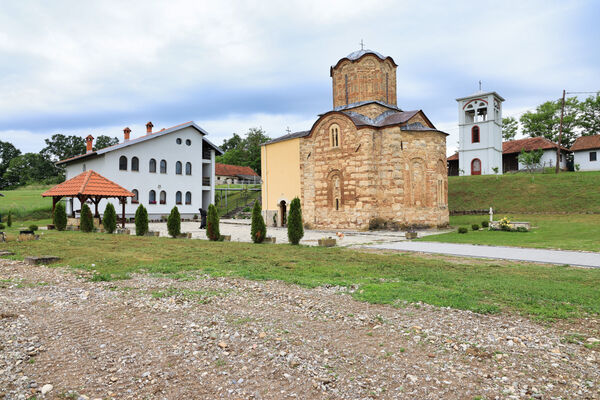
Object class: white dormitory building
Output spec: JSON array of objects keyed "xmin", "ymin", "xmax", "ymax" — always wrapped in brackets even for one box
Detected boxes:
[
  {"xmin": 57, "ymin": 121, "xmax": 223, "ymax": 220},
  {"xmin": 571, "ymin": 135, "xmax": 600, "ymax": 171}
]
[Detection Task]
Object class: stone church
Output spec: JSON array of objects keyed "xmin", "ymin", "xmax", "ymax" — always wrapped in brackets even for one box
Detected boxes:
[{"xmin": 261, "ymin": 49, "xmax": 449, "ymax": 230}]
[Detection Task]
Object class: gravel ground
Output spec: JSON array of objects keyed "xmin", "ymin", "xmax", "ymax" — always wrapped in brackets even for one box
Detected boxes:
[{"xmin": 0, "ymin": 258, "xmax": 599, "ymax": 400}]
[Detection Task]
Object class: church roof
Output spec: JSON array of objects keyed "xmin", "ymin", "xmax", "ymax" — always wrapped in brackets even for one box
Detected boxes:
[
  {"xmin": 331, "ymin": 49, "xmax": 397, "ymax": 72},
  {"xmin": 263, "ymin": 130, "xmax": 311, "ymax": 145},
  {"xmin": 332, "ymin": 100, "xmax": 402, "ymax": 113}
]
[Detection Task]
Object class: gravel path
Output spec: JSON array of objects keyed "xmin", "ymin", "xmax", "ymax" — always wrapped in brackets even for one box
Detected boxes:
[{"xmin": 1, "ymin": 259, "xmax": 599, "ymax": 399}]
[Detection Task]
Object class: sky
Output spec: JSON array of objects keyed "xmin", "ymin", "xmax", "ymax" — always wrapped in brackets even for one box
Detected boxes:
[{"xmin": 0, "ymin": 0, "xmax": 598, "ymax": 156}]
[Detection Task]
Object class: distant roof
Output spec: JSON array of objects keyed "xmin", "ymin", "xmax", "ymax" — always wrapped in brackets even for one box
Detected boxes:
[
  {"xmin": 331, "ymin": 49, "xmax": 397, "ymax": 73},
  {"xmin": 215, "ymin": 163, "xmax": 259, "ymax": 177},
  {"xmin": 57, "ymin": 121, "xmax": 223, "ymax": 165},
  {"xmin": 503, "ymin": 137, "xmax": 569, "ymax": 154},
  {"xmin": 447, "ymin": 152, "xmax": 459, "ymax": 161},
  {"xmin": 571, "ymin": 135, "xmax": 600, "ymax": 151},
  {"xmin": 42, "ymin": 170, "xmax": 134, "ymax": 198},
  {"xmin": 456, "ymin": 90, "xmax": 505, "ymax": 102},
  {"xmin": 264, "ymin": 130, "xmax": 311, "ymax": 145}
]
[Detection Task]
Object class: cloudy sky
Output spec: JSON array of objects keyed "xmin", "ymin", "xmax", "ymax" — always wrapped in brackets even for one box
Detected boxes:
[{"xmin": 1, "ymin": 0, "xmax": 598, "ymax": 155}]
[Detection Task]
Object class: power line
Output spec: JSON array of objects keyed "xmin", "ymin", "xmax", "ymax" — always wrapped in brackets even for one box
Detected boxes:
[{"xmin": 566, "ymin": 91, "xmax": 600, "ymax": 95}]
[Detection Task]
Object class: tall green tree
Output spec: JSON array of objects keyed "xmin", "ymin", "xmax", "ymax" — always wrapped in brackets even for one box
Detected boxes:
[
  {"xmin": 287, "ymin": 197, "xmax": 303, "ymax": 245},
  {"xmin": 94, "ymin": 135, "xmax": 119, "ymax": 151},
  {"xmin": 80, "ymin": 203, "xmax": 94, "ymax": 232},
  {"xmin": 41, "ymin": 134, "xmax": 86, "ymax": 161},
  {"xmin": 2, "ymin": 153, "xmax": 60, "ymax": 188},
  {"xmin": 250, "ymin": 200, "xmax": 266, "ymax": 243},
  {"xmin": 520, "ymin": 97, "xmax": 580, "ymax": 147},
  {"xmin": 135, "ymin": 204, "xmax": 149, "ymax": 236},
  {"xmin": 53, "ymin": 202, "xmax": 67, "ymax": 231},
  {"xmin": 103, "ymin": 203, "xmax": 117, "ymax": 234},
  {"xmin": 0, "ymin": 141, "xmax": 21, "ymax": 188},
  {"xmin": 216, "ymin": 127, "xmax": 271, "ymax": 175},
  {"xmin": 502, "ymin": 116, "xmax": 518, "ymax": 141},
  {"xmin": 167, "ymin": 206, "xmax": 181, "ymax": 238},
  {"xmin": 578, "ymin": 93, "xmax": 600, "ymax": 136},
  {"xmin": 206, "ymin": 204, "xmax": 220, "ymax": 241}
]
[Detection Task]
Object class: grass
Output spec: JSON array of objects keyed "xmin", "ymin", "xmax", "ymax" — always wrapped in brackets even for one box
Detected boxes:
[
  {"xmin": 449, "ymin": 171, "xmax": 600, "ymax": 213},
  {"xmin": 421, "ymin": 214, "xmax": 600, "ymax": 252},
  {"xmin": 0, "ymin": 185, "xmax": 53, "ymax": 221},
  {"xmin": 215, "ymin": 188, "xmax": 260, "ymax": 216},
  {"xmin": 2, "ymin": 230, "xmax": 600, "ymax": 320}
]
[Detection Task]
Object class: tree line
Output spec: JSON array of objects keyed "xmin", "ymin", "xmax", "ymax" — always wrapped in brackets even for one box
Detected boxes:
[
  {"xmin": 0, "ymin": 134, "xmax": 118, "ymax": 189},
  {"xmin": 502, "ymin": 93, "xmax": 599, "ymax": 146},
  {"xmin": 216, "ymin": 127, "xmax": 271, "ymax": 176}
]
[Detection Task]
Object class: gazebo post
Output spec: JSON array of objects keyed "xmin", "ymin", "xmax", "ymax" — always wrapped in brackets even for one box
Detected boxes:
[
  {"xmin": 70, "ymin": 198, "xmax": 75, "ymax": 217},
  {"xmin": 121, "ymin": 197, "xmax": 126, "ymax": 228},
  {"xmin": 93, "ymin": 196, "xmax": 100, "ymax": 219},
  {"xmin": 52, "ymin": 197, "xmax": 58, "ymax": 218}
]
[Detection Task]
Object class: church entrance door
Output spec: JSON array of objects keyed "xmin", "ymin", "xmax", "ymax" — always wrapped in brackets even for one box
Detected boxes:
[{"xmin": 471, "ymin": 158, "xmax": 482, "ymax": 175}]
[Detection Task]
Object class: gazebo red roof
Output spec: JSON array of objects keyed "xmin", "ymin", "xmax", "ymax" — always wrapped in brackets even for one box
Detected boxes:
[{"xmin": 42, "ymin": 170, "xmax": 134, "ymax": 198}]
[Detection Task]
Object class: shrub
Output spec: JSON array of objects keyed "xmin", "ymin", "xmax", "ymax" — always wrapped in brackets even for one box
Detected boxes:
[
  {"xmin": 80, "ymin": 204, "xmax": 94, "ymax": 232},
  {"xmin": 135, "ymin": 204, "xmax": 149, "ymax": 236},
  {"xmin": 499, "ymin": 217, "xmax": 513, "ymax": 231},
  {"xmin": 243, "ymin": 206, "xmax": 251, "ymax": 212},
  {"xmin": 0, "ymin": 223, "xmax": 4, "ymax": 230},
  {"xmin": 287, "ymin": 197, "xmax": 304, "ymax": 245},
  {"xmin": 516, "ymin": 226, "xmax": 528, "ymax": 232},
  {"xmin": 193, "ymin": 214, "xmax": 198, "ymax": 220},
  {"xmin": 481, "ymin": 220, "xmax": 489, "ymax": 228},
  {"xmin": 54, "ymin": 202, "xmax": 67, "ymax": 231},
  {"xmin": 103, "ymin": 203, "xmax": 117, "ymax": 234},
  {"xmin": 206, "ymin": 204, "xmax": 220, "ymax": 241},
  {"xmin": 458, "ymin": 227, "xmax": 468, "ymax": 234},
  {"xmin": 167, "ymin": 206, "xmax": 181, "ymax": 238},
  {"xmin": 28, "ymin": 224, "xmax": 38, "ymax": 231},
  {"xmin": 250, "ymin": 201, "xmax": 266, "ymax": 243},
  {"xmin": 7, "ymin": 211, "xmax": 11, "ymax": 227},
  {"xmin": 472, "ymin": 224, "xmax": 480, "ymax": 231},
  {"xmin": 369, "ymin": 217, "xmax": 386, "ymax": 230}
]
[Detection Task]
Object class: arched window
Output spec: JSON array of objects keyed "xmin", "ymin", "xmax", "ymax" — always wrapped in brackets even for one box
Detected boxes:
[
  {"xmin": 119, "ymin": 156, "xmax": 127, "ymax": 170},
  {"xmin": 160, "ymin": 190, "xmax": 166, "ymax": 204},
  {"xmin": 329, "ymin": 124, "xmax": 340, "ymax": 148},
  {"xmin": 176, "ymin": 191, "xmax": 182, "ymax": 205},
  {"xmin": 131, "ymin": 157, "xmax": 139, "ymax": 171},
  {"xmin": 160, "ymin": 159, "xmax": 167, "ymax": 174},
  {"xmin": 328, "ymin": 171, "xmax": 342, "ymax": 210},
  {"xmin": 176, "ymin": 161, "xmax": 182, "ymax": 175},
  {"xmin": 149, "ymin": 158, "xmax": 156, "ymax": 173},
  {"xmin": 471, "ymin": 126, "xmax": 480, "ymax": 143},
  {"xmin": 186, "ymin": 139, "xmax": 191, "ymax": 146},
  {"xmin": 176, "ymin": 138, "xmax": 182, "ymax": 145},
  {"xmin": 185, "ymin": 191, "xmax": 192, "ymax": 205},
  {"xmin": 132, "ymin": 189, "xmax": 139, "ymax": 204},
  {"xmin": 471, "ymin": 158, "xmax": 482, "ymax": 175},
  {"xmin": 185, "ymin": 162, "xmax": 192, "ymax": 175},
  {"xmin": 149, "ymin": 190, "xmax": 156, "ymax": 204}
]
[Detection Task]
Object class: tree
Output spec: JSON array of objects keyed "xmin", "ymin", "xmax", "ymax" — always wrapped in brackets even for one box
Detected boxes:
[
  {"xmin": 6, "ymin": 211, "xmax": 12, "ymax": 227},
  {"xmin": 206, "ymin": 204, "xmax": 220, "ymax": 241},
  {"xmin": 216, "ymin": 127, "xmax": 271, "ymax": 175},
  {"xmin": 2, "ymin": 153, "xmax": 60, "ymax": 188},
  {"xmin": 80, "ymin": 203, "xmax": 94, "ymax": 232},
  {"xmin": 54, "ymin": 202, "xmax": 67, "ymax": 231},
  {"xmin": 94, "ymin": 135, "xmax": 119, "ymax": 151},
  {"xmin": 220, "ymin": 133, "xmax": 243, "ymax": 152},
  {"xmin": 287, "ymin": 197, "xmax": 303, "ymax": 245},
  {"xmin": 250, "ymin": 200, "xmax": 266, "ymax": 243},
  {"xmin": 135, "ymin": 204, "xmax": 149, "ymax": 236},
  {"xmin": 578, "ymin": 93, "xmax": 600, "ymax": 136},
  {"xmin": 502, "ymin": 117, "xmax": 518, "ymax": 141},
  {"xmin": 103, "ymin": 203, "xmax": 117, "ymax": 233},
  {"xmin": 0, "ymin": 141, "xmax": 21, "ymax": 189},
  {"xmin": 41, "ymin": 134, "xmax": 86, "ymax": 162},
  {"xmin": 167, "ymin": 206, "xmax": 181, "ymax": 238},
  {"xmin": 520, "ymin": 97, "xmax": 580, "ymax": 147},
  {"xmin": 517, "ymin": 149, "xmax": 543, "ymax": 173}
]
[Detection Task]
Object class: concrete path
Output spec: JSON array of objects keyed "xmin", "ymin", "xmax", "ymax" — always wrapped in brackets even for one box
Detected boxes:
[{"xmin": 366, "ymin": 241, "xmax": 600, "ymax": 268}]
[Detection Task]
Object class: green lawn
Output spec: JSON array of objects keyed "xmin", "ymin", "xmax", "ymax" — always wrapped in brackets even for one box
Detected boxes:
[
  {"xmin": 449, "ymin": 171, "xmax": 600, "ymax": 213},
  {"xmin": 421, "ymin": 214, "xmax": 600, "ymax": 252},
  {"xmin": 0, "ymin": 185, "xmax": 53, "ymax": 221},
  {"xmin": 215, "ymin": 188, "xmax": 260, "ymax": 216},
  {"xmin": 2, "ymin": 230, "xmax": 599, "ymax": 320}
]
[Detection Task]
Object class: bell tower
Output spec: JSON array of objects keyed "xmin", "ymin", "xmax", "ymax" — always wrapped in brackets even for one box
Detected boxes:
[{"xmin": 456, "ymin": 88, "xmax": 504, "ymax": 176}]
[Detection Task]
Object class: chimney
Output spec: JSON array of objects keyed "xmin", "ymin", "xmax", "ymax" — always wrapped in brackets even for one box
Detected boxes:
[
  {"xmin": 85, "ymin": 135, "xmax": 94, "ymax": 153},
  {"xmin": 123, "ymin": 127, "xmax": 131, "ymax": 141},
  {"xmin": 146, "ymin": 121, "xmax": 154, "ymax": 134}
]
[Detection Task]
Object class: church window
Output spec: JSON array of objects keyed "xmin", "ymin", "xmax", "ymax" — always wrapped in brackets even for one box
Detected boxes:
[
  {"xmin": 149, "ymin": 158, "xmax": 156, "ymax": 173},
  {"xmin": 131, "ymin": 157, "xmax": 139, "ymax": 171},
  {"xmin": 330, "ymin": 124, "xmax": 340, "ymax": 148},
  {"xmin": 471, "ymin": 126, "xmax": 480, "ymax": 143},
  {"xmin": 119, "ymin": 156, "xmax": 127, "ymax": 171},
  {"xmin": 176, "ymin": 161, "xmax": 182, "ymax": 175},
  {"xmin": 185, "ymin": 191, "xmax": 192, "ymax": 205},
  {"xmin": 186, "ymin": 162, "xmax": 192, "ymax": 175},
  {"xmin": 330, "ymin": 174, "xmax": 341, "ymax": 210},
  {"xmin": 149, "ymin": 190, "xmax": 156, "ymax": 204},
  {"xmin": 159, "ymin": 190, "xmax": 166, "ymax": 205},
  {"xmin": 176, "ymin": 191, "xmax": 182, "ymax": 205},
  {"xmin": 131, "ymin": 189, "xmax": 139, "ymax": 204},
  {"xmin": 160, "ymin": 159, "xmax": 167, "ymax": 174}
]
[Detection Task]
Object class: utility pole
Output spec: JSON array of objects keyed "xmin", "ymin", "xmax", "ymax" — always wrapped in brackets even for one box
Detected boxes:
[{"xmin": 556, "ymin": 89, "xmax": 565, "ymax": 174}]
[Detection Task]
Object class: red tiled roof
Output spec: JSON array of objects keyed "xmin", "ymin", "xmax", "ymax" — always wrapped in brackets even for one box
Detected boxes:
[
  {"xmin": 502, "ymin": 137, "xmax": 569, "ymax": 154},
  {"xmin": 42, "ymin": 170, "xmax": 134, "ymax": 198},
  {"xmin": 571, "ymin": 135, "xmax": 600, "ymax": 151},
  {"xmin": 215, "ymin": 163, "xmax": 258, "ymax": 177},
  {"xmin": 447, "ymin": 152, "xmax": 459, "ymax": 161}
]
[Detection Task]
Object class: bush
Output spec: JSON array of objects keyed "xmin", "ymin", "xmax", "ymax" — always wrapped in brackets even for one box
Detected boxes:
[
  {"xmin": 471, "ymin": 224, "xmax": 480, "ymax": 231},
  {"xmin": 206, "ymin": 204, "xmax": 220, "ymax": 241},
  {"xmin": 167, "ymin": 206, "xmax": 181, "ymax": 238},
  {"xmin": 369, "ymin": 217, "xmax": 386, "ymax": 230},
  {"xmin": 287, "ymin": 197, "xmax": 304, "ymax": 245},
  {"xmin": 458, "ymin": 227, "xmax": 468, "ymax": 234},
  {"xmin": 28, "ymin": 224, "xmax": 38, "ymax": 231},
  {"xmin": 7, "ymin": 211, "xmax": 12, "ymax": 227},
  {"xmin": 103, "ymin": 203, "xmax": 117, "ymax": 234},
  {"xmin": 516, "ymin": 226, "xmax": 528, "ymax": 232},
  {"xmin": 481, "ymin": 220, "xmax": 489, "ymax": 228},
  {"xmin": 135, "ymin": 204, "xmax": 149, "ymax": 236},
  {"xmin": 193, "ymin": 214, "xmax": 198, "ymax": 220},
  {"xmin": 80, "ymin": 203, "xmax": 94, "ymax": 232},
  {"xmin": 250, "ymin": 201, "xmax": 266, "ymax": 243},
  {"xmin": 0, "ymin": 223, "xmax": 4, "ymax": 230},
  {"xmin": 54, "ymin": 202, "xmax": 67, "ymax": 231}
]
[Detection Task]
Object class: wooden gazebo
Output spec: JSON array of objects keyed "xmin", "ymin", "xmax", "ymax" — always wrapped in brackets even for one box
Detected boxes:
[{"xmin": 42, "ymin": 170, "xmax": 134, "ymax": 228}]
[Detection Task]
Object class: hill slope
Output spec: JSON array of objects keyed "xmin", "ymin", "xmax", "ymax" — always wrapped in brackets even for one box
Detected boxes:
[
  {"xmin": 449, "ymin": 171, "xmax": 600, "ymax": 213},
  {"xmin": 0, "ymin": 185, "xmax": 52, "ymax": 220}
]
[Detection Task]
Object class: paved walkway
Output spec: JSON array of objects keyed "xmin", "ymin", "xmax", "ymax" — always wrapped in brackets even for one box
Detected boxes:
[{"xmin": 366, "ymin": 241, "xmax": 600, "ymax": 268}]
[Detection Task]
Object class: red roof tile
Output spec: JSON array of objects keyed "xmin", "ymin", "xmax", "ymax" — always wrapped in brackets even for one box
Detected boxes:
[
  {"xmin": 502, "ymin": 137, "xmax": 569, "ymax": 154},
  {"xmin": 215, "ymin": 163, "xmax": 258, "ymax": 177},
  {"xmin": 447, "ymin": 152, "xmax": 458, "ymax": 161},
  {"xmin": 571, "ymin": 135, "xmax": 600, "ymax": 151},
  {"xmin": 42, "ymin": 170, "xmax": 134, "ymax": 198}
]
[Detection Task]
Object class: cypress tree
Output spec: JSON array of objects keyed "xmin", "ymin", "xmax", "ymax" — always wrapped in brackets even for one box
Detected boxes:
[
  {"xmin": 250, "ymin": 200, "xmax": 266, "ymax": 243},
  {"xmin": 135, "ymin": 204, "xmax": 149, "ymax": 236},
  {"xmin": 206, "ymin": 204, "xmax": 220, "ymax": 241},
  {"xmin": 167, "ymin": 206, "xmax": 181, "ymax": 238},
  {"xmin": 54, "ymin": 202, "xmax": 67, "ymax": 231},
  {"xmin": 80, "ymin": 203, "xmax": 94, "ymax": 232},
  {"xmin": 287, "ymin": 197, "xmax": 303, "ymax": 245},
  {"xmin": 6, "ymin": 211, "xmax": 12, "ymax": 227},
  {"xmin": 103, "ymin": 203, "xmax": 117, "ymax": 234}
]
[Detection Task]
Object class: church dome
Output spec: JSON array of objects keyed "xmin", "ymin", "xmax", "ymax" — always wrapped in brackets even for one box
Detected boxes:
[{"xmin": 346, "ymin": 49, "xmax": 386, "ymax": 61}]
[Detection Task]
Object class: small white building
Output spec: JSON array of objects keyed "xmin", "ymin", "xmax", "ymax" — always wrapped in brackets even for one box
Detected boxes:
[
  {"xmin": 571, "ymin": 135, "xmax": 600, "ymax": 171},
  {"xmin": 57, "ymin": 121, "xmax": 223, "ymax": 220},
  {"xmin": 456, "ymin": 90, "xmax": 504, "ymax": 175},
  {"xmin": 502, "ymin": 137, "xmax": 569, "ymax": 171}
]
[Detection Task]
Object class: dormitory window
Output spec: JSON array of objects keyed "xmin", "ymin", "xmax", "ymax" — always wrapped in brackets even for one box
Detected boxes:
[
  {"xmin": 131, "ymin": 189, "xmax": 139, "ymax": 204},
  {"xmin": 330, "ymin": 124, "xmax": 340, "ymax": 147},
  {"xmin": 160, "ymin": 190, "xmax": 166, "ymax": 205},
  {"xmin": 176, "ymin": 161, "xmax": 182, "ymax": 175},
  {"xmin": 119, "ymin": 156, "xmax": 127, "ymax": 170},
  {"xmin": 131, "ymin": 157, "xmax": 139, "ymax": 171},
  {"xmin": 176, "ymin": 191, "xmax": 182, "ymax": 205},
  {"xmin": 149, "ymin": 190, "xmax": 156, "ymax": 204},
  {"xmin": 185, "ymin": 191, "xmax": 192, "ymax": 205},
  {"xmin": 149, "ymin": 159, "xmax": 156, "ymax": 173},
  {"xmin": 185, "ymin": 162, "xmax": 192, "ymax": 175},
  {"xmin": 160, "ymin": 160, "xmax": 167, "ymax": 174},
  {"xmin": 471, "ymin": 126, "xmax": 480, "ymax": 143},
  {"xmin": 590, "ymin": 152, "xmax": 597, "ymax": 162}
]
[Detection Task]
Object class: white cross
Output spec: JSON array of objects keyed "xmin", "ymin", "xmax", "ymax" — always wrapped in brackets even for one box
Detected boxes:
[{"xmin": 489, "ymin": 207, "xmax": 493, "ymax": 222}]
